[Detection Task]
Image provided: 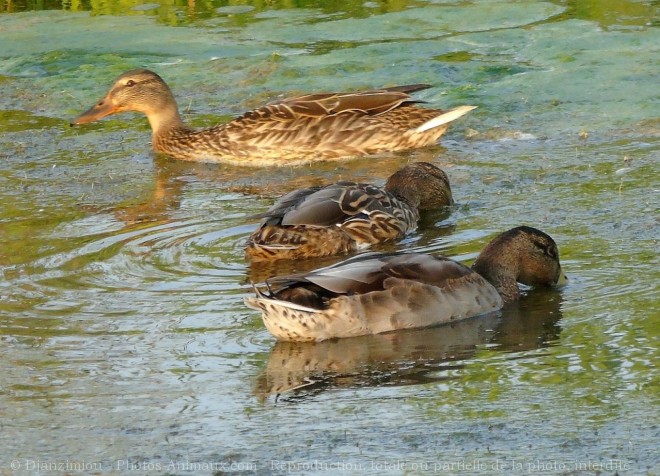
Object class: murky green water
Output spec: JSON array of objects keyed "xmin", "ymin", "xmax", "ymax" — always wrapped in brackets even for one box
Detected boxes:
[{"xmin": 1, "ymin": 0, "xmax": 658, "ymax": 474}]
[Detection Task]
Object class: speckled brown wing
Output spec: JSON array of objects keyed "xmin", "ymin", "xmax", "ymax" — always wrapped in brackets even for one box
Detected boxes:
[
  {"xmin": 276, "ymin": 84, "xmax": 432, "ymax": 116},
  {"xmin": 245, "ymin": 183, "xmax": 418, "ymax": 261},
  {"xmin": 279, "ymin": 182, "xmax": 376, "ymax": 226},
  {"xmin": 246, "ymin": 183, "xmax": 366, "ymax": 261},
  {"xmin": 244, "ymin": 226, "xmax": 356, "ymax": 262},
  {"xmin": 280, "ymin": 183, "xmax": 416, "ymax": 234},
  {"xmin": 250, "ymin": 182, "xmax": 386, "ymax": 229}
]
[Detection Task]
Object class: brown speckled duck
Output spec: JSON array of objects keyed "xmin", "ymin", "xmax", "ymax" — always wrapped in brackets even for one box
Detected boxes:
[
  {"xmin": 245, "ymin": 226, "xmax": 567, "ymax": 342},
  {"xmin": 246, "ymin": 162, "xmax": 452, "ymax": 262},
  {"xmin": 71, "ymin": 69, "xmax": 476, "ymax": 167}
]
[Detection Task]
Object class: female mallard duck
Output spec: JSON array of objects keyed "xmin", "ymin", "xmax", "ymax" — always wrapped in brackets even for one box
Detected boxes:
[
  {"xmin": 245, "ymin": 226, "xmax": 567, "ymax": 342},
  {"xmin": 71, "ymin": 69, "xmax": 476, "ymax": 167},
  {"xmin": 246, "ymin": 162, "xmax": 452, "ymax": 262}
]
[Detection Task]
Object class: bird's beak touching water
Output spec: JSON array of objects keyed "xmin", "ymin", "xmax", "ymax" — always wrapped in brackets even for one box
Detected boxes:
[{"xmin": 555, "ymin": 268, "xmax": 568, "ymax": 288}]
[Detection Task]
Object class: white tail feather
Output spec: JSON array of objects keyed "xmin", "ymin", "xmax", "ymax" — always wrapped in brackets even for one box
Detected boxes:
[
  {"xmin": 244, "ymin": 295, "xmax": 320, "ymax": 314},
  {"xmin": 414, "ymin": 105, "xmax": 477, "ymax": 133}
]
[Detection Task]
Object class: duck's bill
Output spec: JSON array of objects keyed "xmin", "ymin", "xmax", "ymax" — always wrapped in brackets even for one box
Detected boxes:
[
  {"xmin": 555, "ymin": 268, "xmax": 568, "ymax": 288},
  {"xmin": 70, "ymin": 98, "xmax": 117, "ymax": 126}
]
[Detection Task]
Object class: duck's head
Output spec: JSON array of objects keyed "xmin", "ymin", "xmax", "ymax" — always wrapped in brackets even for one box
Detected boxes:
[
  {"xmin": 71, "ymin": 69, "xmax": 181, "ymax": 132},
  {"xmin": 384, "ymin": 162, "xmax": 453, "ymax": 210},
  {"xmin": 472, "ymin": 226, "xmax": 567, "ymax": 303}
]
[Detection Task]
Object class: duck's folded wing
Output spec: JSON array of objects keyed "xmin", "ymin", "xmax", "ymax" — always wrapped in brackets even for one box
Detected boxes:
[
  {"xmin": 276, "ymin": 84, "xmax": 432, "ymax": 117},
  {"xmin": 300, "ymin": 253, "xmax": 476, "ymax": 295},
  {"xmin": 302, "ymin": 257, "xmax": 390, "ymax": 294},
  {"xmin": 381, "ymin": 254, "xmax": 474, "ymax": 287},
  {"xmin": 266, "ymin": 252, "xmax": 478, "ymax": 300},
  {"xmin": 251, "ymin": 186, "xmax": 324, "ymax": 224},
  {"xmin": 278, "ymin": 183, "xmax": 390, "ymax": 227},
  {"xmin": 265, "ymin": 252, "xmax": 394, "ymax": 295}
]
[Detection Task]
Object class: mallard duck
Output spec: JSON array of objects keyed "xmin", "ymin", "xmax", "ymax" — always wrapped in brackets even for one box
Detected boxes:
[
  {"xmin": 245, "ymin": 226, "xmax": 567, "ymax": 341},
  {"xmin": 70, "ymin": 69, "xmax": 477, "ymax": 167},
  {"xmin": 246, "ymin": 162, "xmax": 452, "ymax": 262}
]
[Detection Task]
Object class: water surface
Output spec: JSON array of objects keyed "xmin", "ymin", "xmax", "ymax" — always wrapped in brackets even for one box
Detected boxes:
[{"xmin": 0, "ymin": 0, "xmax": 658, "ymax": 474}]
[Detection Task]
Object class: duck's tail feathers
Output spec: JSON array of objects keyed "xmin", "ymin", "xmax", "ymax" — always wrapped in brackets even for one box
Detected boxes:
[
  {"xmin": 414, "ymin": 105, "xmax": 477, "ymax": 133},
  {"xmin": 244, "ymin": 295, "xmax": 320, "ymax": 314}
]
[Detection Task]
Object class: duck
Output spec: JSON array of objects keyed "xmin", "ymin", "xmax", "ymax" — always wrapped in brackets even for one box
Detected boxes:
[
  {"xmin": 246, "ymin": 162, "xmax": 453, "ymax": 262},
  {"xmin": 244, "ymin": 226, "xmax": 567, "ymax": 342},
  {"xmin": 70, "ymin": 69, "xmax": 477, "ymax": 167}
]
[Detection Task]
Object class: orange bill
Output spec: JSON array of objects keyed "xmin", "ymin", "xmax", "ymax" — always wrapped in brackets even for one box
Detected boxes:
[{"xmin": 70, "ymin": 97, "xmax": 117, "ymax": 125}]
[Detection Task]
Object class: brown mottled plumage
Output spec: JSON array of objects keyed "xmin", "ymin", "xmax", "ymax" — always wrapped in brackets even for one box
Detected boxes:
[
  {"xmin": 71, "ymin": 69, "xmax": 477, "ymax": 166},
  {"xmin": 245, "ymin": 162, "xmax": 452, "ymax": 262},
  {"xmin": 244, "ymin": 226, "xmax": 567, "ymax": 342}
]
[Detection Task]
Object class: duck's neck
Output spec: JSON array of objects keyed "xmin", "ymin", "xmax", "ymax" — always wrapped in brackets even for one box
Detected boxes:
[
  {"xmin": 146, "ymin": 103, "xmax": 189, "ymax": 138},
  {"xmin": 471, "ymin": 254, "xmax": 520, "ymax": 304},
  {"xmin": 147, "ymin": 103, "xmax": 198, "ymax": 156}
]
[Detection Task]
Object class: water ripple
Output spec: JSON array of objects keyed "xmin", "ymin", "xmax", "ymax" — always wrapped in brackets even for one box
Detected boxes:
[{"xmin": 31, "ymin": 215, "xmax": 251, "ymax": 294}]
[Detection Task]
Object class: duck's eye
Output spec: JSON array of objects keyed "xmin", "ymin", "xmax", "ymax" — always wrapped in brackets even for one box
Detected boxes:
[{"xmin": 126, "ymin": 80, "xmax": 136, "ymax": 87}]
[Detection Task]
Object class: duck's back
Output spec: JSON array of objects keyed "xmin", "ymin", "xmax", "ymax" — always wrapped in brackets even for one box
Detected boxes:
[
  {"xmin": 246, "ymin": 253, "xmax": 504, "ymax": 341},
  {"xmin": 246, "ymin": 182, "xmax": 417, "ymax": 262}
]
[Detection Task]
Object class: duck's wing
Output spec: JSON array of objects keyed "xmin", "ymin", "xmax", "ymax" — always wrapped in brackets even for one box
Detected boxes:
[
  {"xmin": 270, "ymin": 252, "xmax": 469, "ymax": 296},
  {"xmin": 265, "ymin": 252, "xmax": 395, "ymax": 295},
  {"xmin": 381, "ymin": 253, "xmax": 474, "ymax": 288},
  {"xmin": 233, "ymin": 85, "xmax": 431, "ymax": 128},
  {"xmin": 251, "ymin": 186, "xmax": 324, "ymax": 225},
  {"xmin": 274, "ymin": 84, "xmax": 432, "ymax": 117},
  {"xmin": 255, "ymin": 182, "xmax": 400, "ymax": 228}
]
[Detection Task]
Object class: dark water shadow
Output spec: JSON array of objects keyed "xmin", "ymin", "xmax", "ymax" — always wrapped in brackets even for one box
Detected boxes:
[{"xmin": 253, "ymin": 289, "xmax": 563, "ymax": 402}]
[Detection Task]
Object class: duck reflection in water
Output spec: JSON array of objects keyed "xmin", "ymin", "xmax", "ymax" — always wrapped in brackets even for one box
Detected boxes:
[
  {"xmin": 253, "ymin": 289, "xmax": 563, "ymax": 401},
  {"xmin": 85, "ymin": 150, "xmax": 446, "ymax": 228}
]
